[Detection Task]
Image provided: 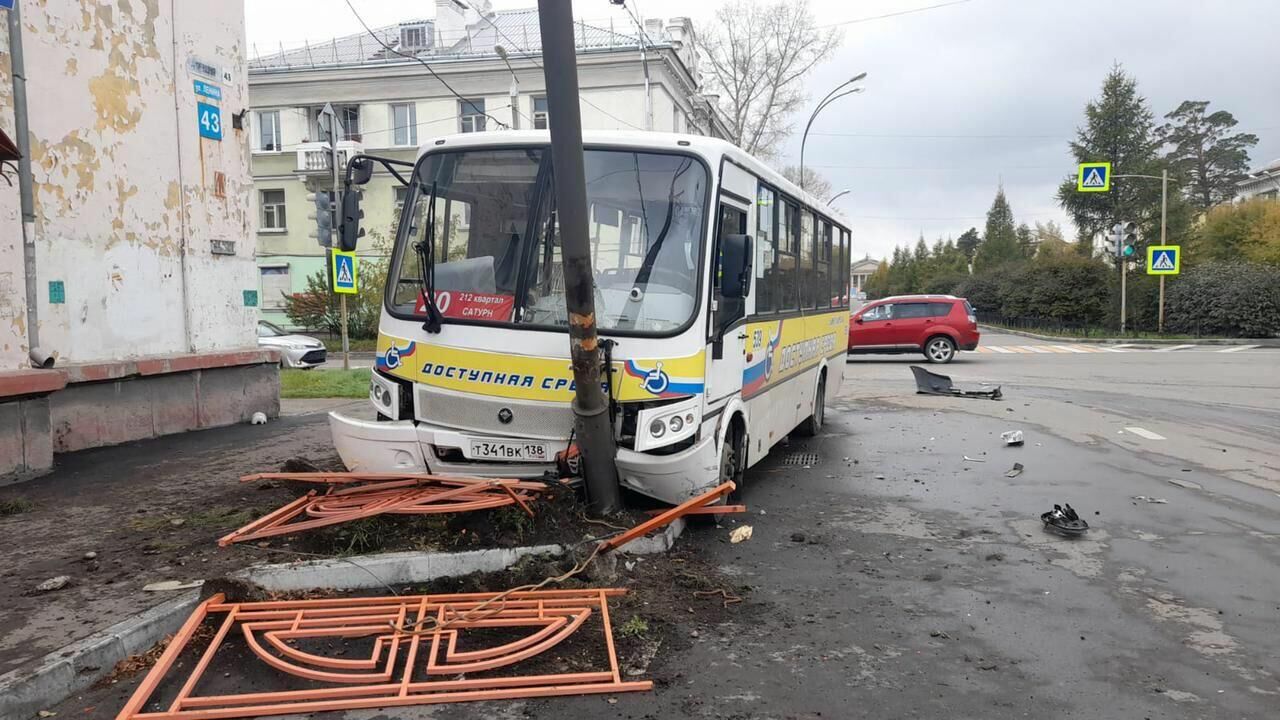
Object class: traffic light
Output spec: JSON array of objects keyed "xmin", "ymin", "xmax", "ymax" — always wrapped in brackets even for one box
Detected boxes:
[
  {"xmin": 1120, "ymin": 221, "xmax": 1138, "ymax": 259},
  {"xmin": 338, "ymin": 189, "xmax": 365, "ymax": 252},
  {"xmin": 307, "ymin": 191, "xmax": 333, "ymax": 247}
]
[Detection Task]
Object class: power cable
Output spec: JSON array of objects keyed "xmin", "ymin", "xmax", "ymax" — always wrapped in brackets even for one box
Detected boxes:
[
  {"xmin": 341, "ymin": 0, "xmax": 511, "ymax": 130},
  {"xmin": 816, "ymin": 0, "xmax": 974, "ymax": 29}
]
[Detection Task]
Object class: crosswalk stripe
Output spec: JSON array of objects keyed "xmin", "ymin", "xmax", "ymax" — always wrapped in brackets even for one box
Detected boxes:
[
  {"xmin": 1069, "ymin": 344, "xmax": 1104, "ymax": 353},
  {"xmin": 1218, "ymin": 345, "xmax": 1259, "ymax": 353},
  {"xmin": 989, "ymin": 346, "xmax": 1015, "ymax": 354},
  {"xmin": 1022, "ymin": 345, "xmax": 1052, "ymax": 353},
  {"xmin": 975, "ymin": 346, "xmax": 994, "ymax": 353},
  {"xmin": 1058, "ymin": 345, "xmax": 1089, "ymax": 353},
  {"xmin": 1156, "ymin": 344, "xmax": 1196, "ymax": 352},
  {"xmin": 1040, "ymin": 345, "xmax": 1072, "ymax": 353},
  {"xmin": 1100, "ymin": 346, "xmax": 1127, "ymax": 352}
]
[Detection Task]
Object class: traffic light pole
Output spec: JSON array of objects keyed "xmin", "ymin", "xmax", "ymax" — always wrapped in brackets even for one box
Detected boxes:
[
  {"xmin": 537, "ymin": 0, "xmax": 621, "ymax": 514},
  {"xmin": 325, "ymin": 107, "xmax": 350, "ymax": 370}
]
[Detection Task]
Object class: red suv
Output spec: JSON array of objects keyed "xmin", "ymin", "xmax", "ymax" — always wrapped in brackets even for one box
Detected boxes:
[{"xmin": 848, "ymin": 295, "xmax": 979, "ymax": 363}]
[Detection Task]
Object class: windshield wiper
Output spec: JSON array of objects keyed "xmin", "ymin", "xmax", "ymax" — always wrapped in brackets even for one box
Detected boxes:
[{"xmin": 413, "ymin": 181, "xmax": 443, "ymax": 334}]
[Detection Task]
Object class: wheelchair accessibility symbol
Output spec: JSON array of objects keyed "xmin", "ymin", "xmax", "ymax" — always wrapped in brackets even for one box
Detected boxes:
[{"xmin": 641, "ymin": 362, "xmax": 670, "ymax": 394}]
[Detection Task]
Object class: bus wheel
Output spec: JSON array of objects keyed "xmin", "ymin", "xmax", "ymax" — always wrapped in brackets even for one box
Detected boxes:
[
  {"xmin": 797, "ymin": 373, "xmax": 826, "ymax": 436},
  {"xmin": 721, "ymin": 422, "xmax": 745, "ymax": 500}
]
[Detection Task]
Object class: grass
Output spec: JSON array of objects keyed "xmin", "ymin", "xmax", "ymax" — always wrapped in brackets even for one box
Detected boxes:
[
  {"xmin": 280, "ymin": 368, "xmax": 371, "ymax": 398},
  {"xmin": 128, "ymin": 506, "xmax": 260, "ymax": 532},
  {"xmin": 322, "ymin": 338, "xmax": 379, "ymax": 352},
  {"xmin": 982, "ymin": 323, "xmax": 1208, "ymax": 341},
  {"xmin": 617, "ymin": 616, "xmax": 650, "ymax": 639},
  {"xmin": 0, "ymin": 498, "xmax": 34, "ymax": 516}
]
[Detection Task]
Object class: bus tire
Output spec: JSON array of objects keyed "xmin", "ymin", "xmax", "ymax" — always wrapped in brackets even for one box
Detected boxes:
[
  {"xmin": 722, "ymin": 416, "xmax": 746, "ymax": 500},
  {"xmin": 797, "ymin": 371, "xmax": 826, "ymax": 437}
]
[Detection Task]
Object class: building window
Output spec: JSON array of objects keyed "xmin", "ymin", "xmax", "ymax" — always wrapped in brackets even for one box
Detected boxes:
[
  {"xmin": 400, "ymin": 24, "xmax": 427, "ymax": 50},
  {"xmin": 393, "ymin": 186, "xmax": 409, "ymax": 226},
  {"xmin": 259, "ymin": 266, "xmax": 291, "ymax": 309},
  {"xmin": 259, "ymin": 189, "xmax": 286, "ymax": 231},
  {"xmin": 257, "ymin": 110, "xmax": 281, "ymax": 151},
  {"xmin": 391, "ymin": 103, "xmax": 417, "ymax": 146},
  {"xmin": 459, "ymin": 99, "xmax": 487, "ymax": 133},
  {"xmin": 338, "ymin": 105, "xmax": 360, "ymax": 141},
  {"xmin": 532, "ymin": 97, "xmax": 549, "ymax": 130}
]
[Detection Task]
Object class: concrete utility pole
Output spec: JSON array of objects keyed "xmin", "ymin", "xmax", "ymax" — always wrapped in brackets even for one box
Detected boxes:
[
  {"xmin": 537, "ymin": 0, "xmax": 621, "ymax": 514},
  {"xmin": 1159, "ymin": 168, "xmax": 1168, "ymax": 333}
]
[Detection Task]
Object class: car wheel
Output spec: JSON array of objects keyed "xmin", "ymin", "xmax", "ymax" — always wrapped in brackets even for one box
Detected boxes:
[{"xmin": 924, "ymin": 336, "xmax": 956, "ymax": 364}]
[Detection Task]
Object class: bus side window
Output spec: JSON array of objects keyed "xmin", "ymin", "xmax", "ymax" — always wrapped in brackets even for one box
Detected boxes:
[
  {"xmin": 774, "ymin": 201, "xmax": 798, "ymax": 312},
  {"xmin": 756, "ymin": 185, "xmax": 775, "ymax": 313},
  {"xmin": 799, "ymin": 209, "xmax": 814, "ymax": 308}
]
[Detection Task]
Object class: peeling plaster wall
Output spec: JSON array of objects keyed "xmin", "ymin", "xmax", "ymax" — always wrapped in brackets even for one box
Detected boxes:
[{"xmin": 0, "ymin": 0, "xmax": 254, "ymax": 369}]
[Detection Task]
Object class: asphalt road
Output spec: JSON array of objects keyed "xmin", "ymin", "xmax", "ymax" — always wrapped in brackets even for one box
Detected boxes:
[{"xmin": 300, "ymin": 333, "xmax": 1279, "ymax": 719}]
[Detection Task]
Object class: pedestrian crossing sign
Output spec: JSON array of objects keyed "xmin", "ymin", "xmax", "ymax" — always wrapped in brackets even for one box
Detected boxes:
[
  {"xmin": 332, "ymin": 251, "xmax": 358, "ymax": 294},
  {"xmin": 1076, "ymin": 162, "xmax": 1111, "ymax": 192},
  {"xmin": 1146, "ymin": 245, "xmax": 1180, "ymax": 275}
]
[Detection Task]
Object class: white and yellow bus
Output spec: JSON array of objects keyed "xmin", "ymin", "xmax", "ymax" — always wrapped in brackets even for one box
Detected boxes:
[{"xmin": 331, "ymin": 131, "xmax": 851, "ymax": 504}]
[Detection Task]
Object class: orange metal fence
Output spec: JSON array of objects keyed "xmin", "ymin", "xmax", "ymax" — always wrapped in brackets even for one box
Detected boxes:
[{"xmin": 116, "ymin": 589, "xmax": 649, "ymax": 720}]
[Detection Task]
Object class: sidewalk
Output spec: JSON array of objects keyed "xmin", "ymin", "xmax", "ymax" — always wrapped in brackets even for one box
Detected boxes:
[
  {"xmin": 0, "ymin": 411, "xmax": 341, "ymax": 678},
  {"xmin": 980, "ymin": 324, "xmax": 1280, "ymax": 346}
]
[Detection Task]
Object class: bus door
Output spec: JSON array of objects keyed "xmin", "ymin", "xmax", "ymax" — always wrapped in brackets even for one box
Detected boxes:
[{"xmin": 706, "ymin": 198, "xmax": 750, "ymax": 403}]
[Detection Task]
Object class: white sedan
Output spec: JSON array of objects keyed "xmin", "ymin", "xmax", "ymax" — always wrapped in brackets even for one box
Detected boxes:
[{"xmin": 257, "ymin": 321, "xmax": 327, "ymax": 369}]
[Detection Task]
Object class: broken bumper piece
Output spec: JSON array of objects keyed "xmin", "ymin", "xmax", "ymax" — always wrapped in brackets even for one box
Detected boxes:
[{"xmin": 910, "ymin": 365, "xmax": 1002, "ymax": 400}]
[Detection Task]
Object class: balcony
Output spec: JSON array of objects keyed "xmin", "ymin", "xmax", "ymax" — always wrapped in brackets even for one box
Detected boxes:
[{"xmin": 294, "ymin": 139, "xmax": 363, "ymax": 174}]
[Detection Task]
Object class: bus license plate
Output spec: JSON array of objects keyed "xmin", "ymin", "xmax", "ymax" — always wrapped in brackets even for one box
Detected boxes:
[{"xmin": 467, "ymin": 439, "xmax": 549, "ymax": 462}]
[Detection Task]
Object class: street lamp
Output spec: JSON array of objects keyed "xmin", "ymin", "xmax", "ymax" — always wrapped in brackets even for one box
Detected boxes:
[
  {"xmin": 829, "ymin": 189, "xmax": 851, "ymax": 203},
  {"xmin": 800, "ymin": 72, "xmax": 867, "ymax": 191},
  {"xmin": 495, "ymin": 45, "xmax": 520, "ymax": 130}
]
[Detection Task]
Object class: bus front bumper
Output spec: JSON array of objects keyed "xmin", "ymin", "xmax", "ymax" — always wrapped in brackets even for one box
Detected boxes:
[{"xmin": 329, "ymin": 411, "xmax": 722, "ymax": 504}]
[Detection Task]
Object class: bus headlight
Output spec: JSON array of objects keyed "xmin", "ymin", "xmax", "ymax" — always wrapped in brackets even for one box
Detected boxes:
[
  {"xmin": 634, "ymin": 396, "xmax": 701, "ymax": 452},
  {"xmin": 369, "ymin": 371, "xmax": 400, "ymax": 419}
]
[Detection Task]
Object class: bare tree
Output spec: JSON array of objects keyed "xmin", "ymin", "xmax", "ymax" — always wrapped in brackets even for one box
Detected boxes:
[
  {"xmin": 702, "ymin": 0, "xmax": 841, "ymax": 158},
  {"xmin": 780, "ymin": 165, "xmax": 833, "ymax": 201}
]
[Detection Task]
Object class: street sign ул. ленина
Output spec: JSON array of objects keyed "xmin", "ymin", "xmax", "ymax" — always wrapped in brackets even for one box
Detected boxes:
[
  {"xmin": 1077, "ymin": 162, "xmax": 1111, "ymax": 192},
  {"xmin": 332, "ymin": 251, "xmax": 358, "ymax": 294},
  {"xmin": 1147, "ymin": 245, "xmax": 1180, "ymax": 275}
]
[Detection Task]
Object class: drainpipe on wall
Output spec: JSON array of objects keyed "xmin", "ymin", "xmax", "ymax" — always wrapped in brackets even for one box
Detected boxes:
[{"xmin": 7, "ymin": 0, "xmax": 54, "ymax": 368}]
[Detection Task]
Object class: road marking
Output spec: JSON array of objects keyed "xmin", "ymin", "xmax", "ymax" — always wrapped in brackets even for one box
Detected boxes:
[
  {"xmin": 975, "ymin": 346, "xmax": 994, "ymax": 353},
  {"xmin": 1041, "ymin": 345, "xmax": 1072, "ymax": 353},
  {"xmin": 1022, "ymin": 345, "xmax": 1052, "ymax": 353},
  {"xmin": 1123, "ymin": 426, "xmax": 1167, "ymax": 441},
  {"xmin": 989, "ymin": 346, "xmax": 1015, "ymax": 354},
  {"xmin": 1058, "ymin": 345, "xmax": 1089, "ymax": 353},
  {"xmin": 1156, "ymin": 344, "xmax": 1196, "ymax": 352},
  {"xmin": 1218, "ymin": 345, "xmax": 1259, "ymax": 353},
  {"xmin": 1071, "ymin": 344, "xmax": 1105, "ymax": 353},
  {"xmin": 1112, "ymin": 343, "xmax": 1135, "ymax": 349}
]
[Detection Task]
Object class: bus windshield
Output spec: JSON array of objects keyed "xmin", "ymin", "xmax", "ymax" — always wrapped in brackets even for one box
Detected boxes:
[{"xmin": 389, "ymin": 147, "xmax": 708, "ymax": 335}]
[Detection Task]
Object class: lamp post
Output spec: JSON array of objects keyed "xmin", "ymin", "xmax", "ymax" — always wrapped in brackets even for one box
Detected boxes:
[
  {"xmin": 495, "ymin": 45, "xmax": 520, "ymax": 130},
  {"xmin": 799, "ymin": 72, "xmax": 866, "ymax": 191},
  {"xmin": 829, "ymin": 189, "xmax": 851, "ymax": 204}
]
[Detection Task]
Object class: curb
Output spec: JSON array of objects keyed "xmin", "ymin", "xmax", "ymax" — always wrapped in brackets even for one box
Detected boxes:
[
  {"xmin": 0, "ymin": 520, "xmax": 688, "ymax": 716},
  {"xmin": 980, "ymin": 325, "xmax": 1280, "ymax": 347},
  {"xmin": 235, "ymin": 519, "xmax": 687, "ymax": 592},
  {"xmin": 0, "ymin": 591, "xmax": 201, "ymax": 720}
]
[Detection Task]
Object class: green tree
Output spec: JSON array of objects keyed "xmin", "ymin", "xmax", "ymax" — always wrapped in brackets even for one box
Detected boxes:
[
  {"xmin": 955, "ymin": 227, "xmax": 981, "ymax": 266},
  {"xmin": 974, "ymin": 187, "xmax": 1021, "ymax": 269},
  {"xmin": 1015, "ymin": 222, "xmax": 1035, "ymax": 258},
  {"xmin": 1158, "ymin": 100, "xmax": 1258, "ymax": 211},
  {"xmin": 1057, "ymin": 65, "xmax": 1165, "ymax": 248},
  {"xmin": 864, "ymin": 259, "xmax": 890, "ymax": 299},
  {"xmin": 1195, "ymin": 198, "xmax": 1280, "ymax": 265}
]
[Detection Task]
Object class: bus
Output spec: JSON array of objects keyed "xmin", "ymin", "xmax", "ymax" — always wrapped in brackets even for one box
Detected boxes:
[{"xmin": 331, "ymin": 131, "xmax": 851, "ymax": 505}]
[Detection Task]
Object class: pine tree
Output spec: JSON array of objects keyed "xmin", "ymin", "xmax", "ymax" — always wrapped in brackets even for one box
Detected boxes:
[
  {"xmin": 956, "ymin": 228, "xmax": 981, "ymax": 267},
  {"xmin": 1056, "ymin": 64, "xmax": 1165, "ymax": 249},
  {"xmin": 1159, "ymin": 100, "xmax": 1258, "ymax": 211},
  {"xmin": 1015, "ymin": 223, "xmax": 1036, "ymax": 258},
  {"xmin": 974, "ymin": 187, "xmax": 1021, "ymax": 270}
]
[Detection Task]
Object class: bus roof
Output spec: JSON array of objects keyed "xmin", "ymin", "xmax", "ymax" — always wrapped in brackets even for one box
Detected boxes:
[{"xmin": 417, "ymin": 130, "xmax": 846, "ymax": 225}]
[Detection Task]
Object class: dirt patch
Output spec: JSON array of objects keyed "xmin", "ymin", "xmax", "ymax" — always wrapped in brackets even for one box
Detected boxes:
[{"xmin": 43, "ymin": 542, "xmax": 750, "ymax": 720}]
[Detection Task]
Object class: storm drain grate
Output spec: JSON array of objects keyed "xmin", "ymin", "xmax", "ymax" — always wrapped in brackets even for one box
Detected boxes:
[{"xmin": 782, "ymin": 452, "xmax": 820, "ymax": 466}]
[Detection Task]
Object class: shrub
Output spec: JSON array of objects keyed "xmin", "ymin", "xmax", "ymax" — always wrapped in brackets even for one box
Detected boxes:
[{"xmin": 1164, "ymin": 261, "xmax": 1280, "ymax": 337}]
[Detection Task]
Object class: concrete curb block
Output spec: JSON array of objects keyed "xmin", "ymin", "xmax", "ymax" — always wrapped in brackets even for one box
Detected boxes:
[
  {"xmin": 235, "ymin": 519, "xmax": 688, "ymax": 592},
  {"xmin": 980, "ymin": 325, "xmax": 1280, "ymax": 346},
  {"xmin": 0, "ymin": 520, "xmax": 689, "ymax": 715},
  {"xmin": 0, "ymin": 590, "xmax": 201, "ymax": 720}
]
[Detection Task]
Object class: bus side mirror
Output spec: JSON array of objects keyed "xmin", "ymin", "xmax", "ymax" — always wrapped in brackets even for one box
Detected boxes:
[
  {"xmin": 338, "ymin": 189, "xmax": 364, "ymax": 252},
  {"xmin": 348, "ymin": 157, "xmax": 374, "ymax": 185},
  {"xmin": 721, "ymin": 234, "xmax": 753, "ymax": 299}
]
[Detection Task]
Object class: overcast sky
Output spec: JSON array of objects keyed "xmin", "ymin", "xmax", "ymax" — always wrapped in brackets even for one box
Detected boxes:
[{"xmin": 247, "ymin": 0, "xmax": 1280, "ymax": 261}]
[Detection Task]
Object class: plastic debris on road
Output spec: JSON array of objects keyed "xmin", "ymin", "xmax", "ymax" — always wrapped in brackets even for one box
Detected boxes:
[
  {"xmin": 1132, "ymin": 495, "xmax": 1168, "ymax": 504},
  {"xmin": 729, "ymin": 525, "xmax": 754, "ymax": 543},
  {"xmin": 1041, "ymin": 503, "xmax": 1089, "ymax": 536},
  {"xmin": 1001, "ymin": 430, "xmax": 1024, "ymax": 446},
  {"xmin": 911, "ymin": 365, "xmax": 1002, "ymax": 400},
  {"xmin": 1005, "ymin": 462, "xmax": 1024, "ymax": 478}
]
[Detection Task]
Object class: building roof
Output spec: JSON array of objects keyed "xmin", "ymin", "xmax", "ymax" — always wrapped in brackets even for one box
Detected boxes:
[{"xmin": 249, "ymin": 8, "xmax": 654, "ymax": 72}]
